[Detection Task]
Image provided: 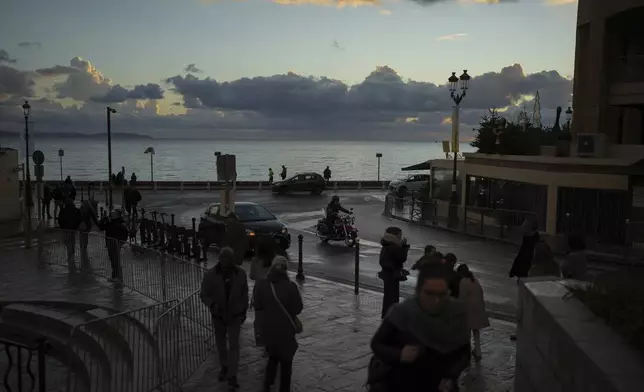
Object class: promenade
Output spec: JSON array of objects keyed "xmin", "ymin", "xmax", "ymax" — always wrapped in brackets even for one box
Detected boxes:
[{"xmin": 1, "ymin": 244, "xmax": 517, "ymax": 392}]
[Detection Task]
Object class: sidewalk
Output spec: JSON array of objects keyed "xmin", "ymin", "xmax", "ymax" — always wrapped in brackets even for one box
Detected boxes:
[{"xmin": 184, "ymin": 275, "xmax": 516, "ymax": 392}]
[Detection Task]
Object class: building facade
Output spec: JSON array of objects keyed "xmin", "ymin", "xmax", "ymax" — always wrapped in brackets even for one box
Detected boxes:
[{"xmin": 574, "ymin": 0, "xmax": 644, "ymax": 145}]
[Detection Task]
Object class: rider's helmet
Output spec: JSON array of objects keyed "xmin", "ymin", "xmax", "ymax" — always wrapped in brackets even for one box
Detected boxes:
[{"xmin": 331, "ymin": 195, "xmax": 340, "ymax": 203}]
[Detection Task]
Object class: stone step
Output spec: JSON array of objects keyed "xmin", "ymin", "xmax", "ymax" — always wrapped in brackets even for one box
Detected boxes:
[{"xmin": 0, "ymin": 303, "xmax": 115, "ymax": 392}]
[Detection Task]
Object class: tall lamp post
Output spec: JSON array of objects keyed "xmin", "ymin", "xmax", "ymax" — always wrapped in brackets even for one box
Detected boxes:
[
  {"xmin": 144, "ymin": 147, "xmax": 155, "ymax": 183},
  {"xmin": 22, "ymin": 101, "xmax": 33, "ymax": 247},
  {"xmin": 106, "ymin": 107, "xmax": 116, "ymax": 209},
  {"xmin": 565, "ymin": 107, "xmax": 573, "ymax": 131},
  {"xmin": 376, "ymin": 153, "xmax": 382, "ymax": 182},
  {"xmin": 447, "ymin": 70, "xmax": 471, "ymax": 228},
  {"xmin": 58, "ymin": 149, "xmax": 64, "ymax": 182}
]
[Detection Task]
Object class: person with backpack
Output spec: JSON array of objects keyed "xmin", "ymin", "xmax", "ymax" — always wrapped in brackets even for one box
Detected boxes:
[{"xmin": 57, "ymin": 198, "xmax": 82, "ymax": 271}]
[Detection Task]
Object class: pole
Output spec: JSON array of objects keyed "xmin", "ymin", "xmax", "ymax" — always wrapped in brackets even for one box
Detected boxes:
[
  {"xmin": 150, "ymin": 153, "xmax": 154, "ymax": 183},
  {"xmin": 377, "ymin": 157, "xmax": 381, "ymax": 182},
  {"xmin": 296, "ymin": 234, "xmax": 304, "ymax": 281},
  {"xmin": 107, "ymin": 107, "xmax": 113, "ymax": 210},
  {"xmin": 448, "ymin": 104, "xmax": 460, "ymax": 228},
  {"xmin": 24, "ymin": 113, "xmax": 32, "ymax": 248},
  {"xmin": 354, "ymin": 238, "xmax": 360, "ymax": 295},
  {"xmin": 59, "ymin": 156, "xmax": 63, "ymax": 182}
]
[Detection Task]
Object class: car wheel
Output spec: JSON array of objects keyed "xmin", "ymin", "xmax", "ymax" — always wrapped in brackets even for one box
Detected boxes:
[
  {"xmin": 311, "ymin": 186, "xmax": 323, "ymax": 195},
  {"xmin": 277, "ymin": 186, "xmax": 288, "ymax": 195}
]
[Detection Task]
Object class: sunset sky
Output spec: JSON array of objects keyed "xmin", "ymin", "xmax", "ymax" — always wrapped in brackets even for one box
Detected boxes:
[{"xmin": 0, "ymin": 0, "xmax": 578, "ymax": 140}]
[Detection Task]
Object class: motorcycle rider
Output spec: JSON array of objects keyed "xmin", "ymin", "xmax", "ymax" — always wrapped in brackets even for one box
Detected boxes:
[{"xmin": 325, "ymin": 195, "xmax": 351, "ymax": 234}]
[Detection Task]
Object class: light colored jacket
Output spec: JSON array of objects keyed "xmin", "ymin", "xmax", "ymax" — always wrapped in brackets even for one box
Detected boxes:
[{"xmin": 458, "ymin": 278, "xmax": 490, "ymax": 330}]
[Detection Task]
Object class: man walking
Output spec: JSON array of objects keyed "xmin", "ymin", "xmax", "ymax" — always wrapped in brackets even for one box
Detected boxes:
[
  {"xmin": 280, "ymin": 165, "xmax": 287, "ymax": 181},
  {"xmin": 200, "ymin": 247, "xmax": 249, "ymax": 391},
  {"xmin": 268, "ymin": 168, "xmax": 274, "ymax": 184},
  {"xmin": 323, "ymin": 166, "xmax": 331, "ymax": 184},
  {"xmin": 41, "ymin": 183, "xmax": 53, "ymax": 220}
]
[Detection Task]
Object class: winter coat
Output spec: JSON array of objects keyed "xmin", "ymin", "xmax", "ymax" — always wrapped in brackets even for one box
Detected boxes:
[
  {"xmin": 57, "ymin": 201, "xmax": 81, "ymax": 230},
  {"xmin": 200, "ymin": 264, "xmax": 249, "ymax": 322},
  {"xmin": 42, "ymin": 185, "xmax": 52, "ymax": 202},
  {"xmin": 222, "ymin": 222, "xmax": 248, "ymax": 266},
  {"xmin": 100, "ymin": 218, "xmax": 129, "ymax": 247},
  {"xmin": 458, "ymin": 278, "xmax": 490, "ymax": 330},
  {"xmin": 79, "ymin": 200, "xmax": 100, "ymax": 233},
  {"xmin": 126, "ymin": 189, "xmax": 142, "ymax": 205},
  {"xmin": 509, "ymin": 231, "xmax": 540, "ymax": 278},
  {"xmin": 378, "ymin": 233, "xmax": 410, "ymax": 280},
  {"xmin": 252, "ymin": 271, "xmax": 303, "ymax": 359}
]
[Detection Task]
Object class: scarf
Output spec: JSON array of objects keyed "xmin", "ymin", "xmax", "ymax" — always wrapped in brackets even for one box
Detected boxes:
[{"xmin": 387, "ymin": 296, "xmax": 470, "ymax": 354}]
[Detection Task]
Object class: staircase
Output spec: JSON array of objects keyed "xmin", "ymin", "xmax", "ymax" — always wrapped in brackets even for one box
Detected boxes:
[{"xmin": 0, "ymin": 300, "xmax": 175, "ymax": 392}]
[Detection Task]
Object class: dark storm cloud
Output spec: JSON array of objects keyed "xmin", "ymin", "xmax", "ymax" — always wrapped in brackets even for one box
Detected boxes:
[
  {"xmin": 166, "ymin": 64, "xmax": 571, "ymax": 118},
  {"xmin": 18, "ymin": 42, "xmax": 42, "ymax": 49},
  {"xmin": 0, "ymin": 50, "xmax": 17, "ymax": 64},
  {"xmin": 184, "ymin": 64, "xmax": 203, "ymax": 73},
  {"xmin": 90, "ymin": 83, "xmax": 164, "ymax": 103},
  {"xmin": 35, "ymin": 65, "xmax": 80, "ymax": 76},
  {"xmin": 0, "ymin": 65, "xmax": 35, "ymax": 97}
]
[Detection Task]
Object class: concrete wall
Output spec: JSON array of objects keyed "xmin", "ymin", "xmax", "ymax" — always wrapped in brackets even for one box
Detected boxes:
[
  {"xmin": 0, "ymin": 149, "xmax": 21, "ymax": 222},
  {"xmin": 515, "ymin": 279, "xmax": 644, "ymax": 392}
]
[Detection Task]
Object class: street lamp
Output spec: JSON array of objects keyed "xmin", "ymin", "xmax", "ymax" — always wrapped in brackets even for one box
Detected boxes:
[
  {"xmin": 565, "ymin": 107, "xmax": 573, "ymax": 131},
  {"xmin": 447, "ymin": 70, "xmax": 471, "ymax": 228},
  {"xmin": 22, "ymin": 101, "xmax": 33, "ymax": 247},
  {"xmin": 376, "ymin": 153, "xmax": 382, "ymax": 182},
  {"xmin": 58, "ymin": 149, "xmax": 64, "ymax": 182},
  {"xmin": 106, "ymin": 107, "xmax": 116, "ymax": 209},
  {"xmin": 144, "ymin": 147, "xmax": 155, "ymax": 183}
]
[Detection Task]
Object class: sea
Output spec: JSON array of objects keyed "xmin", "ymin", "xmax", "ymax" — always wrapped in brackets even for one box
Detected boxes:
[{"xmin": 0, "ymin": 138, "xmax": 474, "ymax": 181}]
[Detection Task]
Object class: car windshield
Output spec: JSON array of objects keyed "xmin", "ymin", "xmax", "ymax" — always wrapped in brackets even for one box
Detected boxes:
[{"xmin": 234, "ymin": 204, "xmax": 276, "ymax": 222}]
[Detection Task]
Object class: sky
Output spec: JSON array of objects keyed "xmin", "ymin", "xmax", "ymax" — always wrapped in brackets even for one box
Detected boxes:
[{"xmin": 0, "ymin": 0, "xmax": 578, "ymax": 141}]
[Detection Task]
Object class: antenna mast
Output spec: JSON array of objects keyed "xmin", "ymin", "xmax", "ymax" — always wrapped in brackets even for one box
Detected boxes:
[{"xmin": 532, "ymin": 90, "xmax": 542, "ymax": 128}]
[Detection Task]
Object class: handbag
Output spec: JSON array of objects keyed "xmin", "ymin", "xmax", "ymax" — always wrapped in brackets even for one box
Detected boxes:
[{"xmin": 270, "ymin": 283, "xmax": 303, "ymax": 334}]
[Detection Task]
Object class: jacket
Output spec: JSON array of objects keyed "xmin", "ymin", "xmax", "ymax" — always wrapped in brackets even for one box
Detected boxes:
[
  {"xmin": 57, "ymin": 202, "xmax": 81, "ymax": 230},
  {"xmin": 326, "ymin": 201, "xmax": 350, "ymax": 216},
  {"xmin": 200, "ymin": 264, "xmax": 249, "ymax": 321},
  {"xmin": 378, "ymin": 233, "xmax": 409, "ymax": 278},
  {"xmin": 253, "ymin": 272, "xmax": 303, "ymax": 359},
  {"xmin": 458, "ymin": 278, "xmax": 490, "ymax": 330},
  {"xmin": 100, "ymin": 218, "xmax": 129, "ymax": 246},
  {"xmin": 79, "ymin": 201, "xmax": 100, "ymax": 233},
  {"xmin": 370, "ymin": 318, "xmax": 470, "ymax": 392}
]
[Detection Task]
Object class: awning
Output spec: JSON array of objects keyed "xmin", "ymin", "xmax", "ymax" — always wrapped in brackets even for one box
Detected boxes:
[{"xmin": 401, "ymin": 160, "xmax": 432, "ymax": 171}]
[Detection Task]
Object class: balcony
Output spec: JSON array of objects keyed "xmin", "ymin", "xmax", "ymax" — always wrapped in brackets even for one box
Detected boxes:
[{"xmin": 608, "ymin": 55, "xmax": 644, "ymax": 107}]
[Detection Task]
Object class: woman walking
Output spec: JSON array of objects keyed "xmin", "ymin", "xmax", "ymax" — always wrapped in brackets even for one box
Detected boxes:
[
  {"xmin": 369, "ymin": 263, "xmax": 471, "ymax": 392},
  {"xmin": 253, "ymin": 256, "xmax": 303, "ymax": 392},
  {"xmin": 456, "ymin": 264, "xmax": 490, "ymax": 362},
  {"xmin": 509, "ymin": 218, "xmax": 540, "ymax": 278},
  {"xmin": 250, "ymin": 237, "xmax": 277, "ymax": 349}
]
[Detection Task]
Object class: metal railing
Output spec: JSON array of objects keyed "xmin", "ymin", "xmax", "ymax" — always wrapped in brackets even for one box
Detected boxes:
[
  {"xmin": 384, "ymin": 193, "xmax": 537, "ymax": 243},
  {"xmin": 0, "ymin": 337, "xmax": 47, "ymax": 392}
]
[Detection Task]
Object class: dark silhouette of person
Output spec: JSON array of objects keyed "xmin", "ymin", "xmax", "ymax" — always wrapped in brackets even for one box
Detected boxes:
[
  {"xmin": 268, "ymin": 168, "xmax": 274, "ymax": 184},
  {"xmin": 99, "ymin": 210, "xmax": 129, "ymax": 283},
  {"xmin": 378, "ymin": 226, "xmax": 410, "ymax": 319},
  {"xmin": 509, "ymin": 218, "xmax": 540, "ymax": 278},
  {"xmin": 323, "ymin": 166, "xmax": 331, "ymax": 183},
  {"xmin": 130, "ymin": 172, "xmax": 137, "ymax": 185},
  {"xmin": 280, "ymin": 165, "xmax": 287, "ymax": 180},
  {"xmin": 42, "ymin": 183, "xmax": 53, "ymax": 219}
]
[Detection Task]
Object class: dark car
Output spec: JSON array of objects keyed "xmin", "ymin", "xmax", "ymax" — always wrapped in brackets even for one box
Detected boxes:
[
  {"xmin": 198, "ymin": 201, "xmax": 291, "ymax": 251},
  {"xmin": 272, "ymin": 172, "xmax": 326, "ymax": 195}
]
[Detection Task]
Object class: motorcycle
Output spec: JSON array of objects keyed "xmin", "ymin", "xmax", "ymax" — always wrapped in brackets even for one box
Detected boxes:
[{"xmin": 316, "ymin": 208, "xmax": 358, "ymax": 247}]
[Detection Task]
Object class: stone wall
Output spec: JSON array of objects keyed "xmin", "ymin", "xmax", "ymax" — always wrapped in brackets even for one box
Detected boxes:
[{"xmin": 514, "ymin": 278, "xmax": 644, "ymax": 392}]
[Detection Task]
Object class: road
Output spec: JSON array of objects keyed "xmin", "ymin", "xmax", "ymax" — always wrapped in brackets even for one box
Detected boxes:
[{"xmin": 130, "ymin": 189, "xmax": 522, "ymax": 317}]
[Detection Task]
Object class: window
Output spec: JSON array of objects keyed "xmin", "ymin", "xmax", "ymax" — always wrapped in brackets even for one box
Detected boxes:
[
  {"xmin": 234, "ymin": 204, "xmax": 276, "ymax": 222},
  {"xmin": 207, "ymin": 204, "xmax": 220, "ymax": 216},
  {"xmin": 304, "ymin": 175, "xmax": 314, "ymax": 180}
]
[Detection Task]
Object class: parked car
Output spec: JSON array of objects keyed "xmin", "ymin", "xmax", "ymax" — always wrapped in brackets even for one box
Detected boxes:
[
  {"xmin": 388, "ymin": 174, "xmax": 431, "ymax": 195},
  {"xmin": 272, "ymin": 172, "xmax": 326, "ymax": 195},
  {"xmin": 198, "ymin": 201, "xmax": 291, "ymax": 251}
]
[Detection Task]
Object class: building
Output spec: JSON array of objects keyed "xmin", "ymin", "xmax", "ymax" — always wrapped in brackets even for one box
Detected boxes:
[{"xmin": 0, "ymin": 148, "xmax": 22, "ymax": 222}]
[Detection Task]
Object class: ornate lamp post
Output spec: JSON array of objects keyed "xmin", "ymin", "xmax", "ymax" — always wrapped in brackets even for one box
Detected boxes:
[
  {"xmin": 144, "ymin": 147, "xmax": 155, "ymax": 183},
  {"xmin": 447, "ymin": 70, "xmax": 471, "ymax": 228},
  {"xmin": 106, "ymin": 107, "xmax": 116, "ymax": 209}
]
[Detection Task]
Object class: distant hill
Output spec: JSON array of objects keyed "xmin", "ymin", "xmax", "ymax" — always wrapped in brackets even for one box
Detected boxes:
[{"xmin": 0, "ymin": 130, "xmax": 153, "ymax": 140}]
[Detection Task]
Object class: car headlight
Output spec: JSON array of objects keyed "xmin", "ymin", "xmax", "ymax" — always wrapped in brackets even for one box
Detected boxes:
[
  {"xmin": 245, "ymin": 229, "xmax": 256, "ymax": 237},
  {"xmin": 282, "ymin": 227, "xmax": 288, "ymax": 234}
]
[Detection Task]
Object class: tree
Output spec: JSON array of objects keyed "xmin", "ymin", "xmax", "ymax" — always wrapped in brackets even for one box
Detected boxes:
[{"xmin": 470, "ymin": 109, "xmax": 567, "ymax": 155}]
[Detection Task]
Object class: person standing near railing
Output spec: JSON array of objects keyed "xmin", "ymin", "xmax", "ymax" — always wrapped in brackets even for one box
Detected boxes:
[
  {"xmin": 41, "ymin": 182, "xmax": 53, "ymax": 220},
  {"xmin": 99, "ymin": 210, "xmax": 128, "ymax": 284},
  {"xmin": 79, "ymin": 198, "xmax": 100, "ymax": 269},
  {"xmin": 200, "ymin": 247, "xmax": 249, "ymax": 392},
  {"xmin": 57, "ymin": 197, "xmax": 82, "ymax": 272}
]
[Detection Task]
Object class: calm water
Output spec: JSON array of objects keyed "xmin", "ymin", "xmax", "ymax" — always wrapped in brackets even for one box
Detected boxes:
[{"xmin": 1, "ymin": 138, "xmax": 474, "ymax": 181}]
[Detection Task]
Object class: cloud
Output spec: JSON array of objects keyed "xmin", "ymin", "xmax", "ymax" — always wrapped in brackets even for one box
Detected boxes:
[
  {"xmin": 0, "ymin": 65, "xmax": 35, "ymax": 98},
  {"xmin": 35, "ymin": 65, "xmax": 80, "ymax": 76},
  {"xmin": 436, "ymin": 33, "xmax": 468, "ymax": 41},
  {"xmin": 51, "ymin": 57, "xmax": 112, "ymax": 101},
  {"xmin": 90, "ymin": 83, "xmax": 164, "ymax": 103},
  {"xmin": 17, "ymin": 42, "xmax": 42, "ymax": 49},
  {"xmin": 0, "ymin": 50, "xmax": 17, "ymax": 64},
  {"xmin": 332, "ymin": 40, "xmax": 345, "ymax": 51},
  {"xmin": 184, "ymin": 63, "xmax": 203, "ymax": 73}
]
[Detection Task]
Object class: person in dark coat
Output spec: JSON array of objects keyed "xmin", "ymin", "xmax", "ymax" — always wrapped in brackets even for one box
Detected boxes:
[
  {"xmin": 200, "ymin": 247, "xmax": 249, "ymax": 392},
  {"xmin": 52, "ymin": 184, "xmax": 64, "ymax": 220},
  {"xmin": 443, "ymin": 253, "xmax": 461, "ymax": 298},
  {"xmin": 509, "ymin": 218, "xmax": 540, "ymax": 278},
  {"xmin": 57, "ymin": 198, "xmax": 82, "ymax": 271},
  {"xmin": 41, "ymin": 183, "xmax": 53, "ymax": 220},
  {"xmin": 378, "ymin": 226, "xmax": 410, "ymax": 319},
  {"xmin": 280, "ymin": 165, "xmax": 287, "ymax": 180},
  {"xmin": 78, "ymin": 198, "xmax": 100, "ymax": 269},
  {"xmin": 369, "ymin": 263, "xmax": 471, "ymax": 392},
  {"xmin": 99, "ymin": 210, "xmax": 129, "ymax": 283},
  {"xmin": 222, "ymin": 213, "xmax": 248, "ymax": 266},
  {"xmin": 125, "ymin": 186, "xmax": 142, "ymax": 217},
  {"xmin": 411, "ymin": 245, "xmax": 437, "ymax": 270},
  {"xmin": 323, "ymin": 166, "xmax": 331, "ymax": 183},
  {"xmin": 253, "ymin": 256, "xmax": 303, "ymax": 392}
]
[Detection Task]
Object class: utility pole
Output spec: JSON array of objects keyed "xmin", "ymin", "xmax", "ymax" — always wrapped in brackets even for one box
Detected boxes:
[{"xmin": 107, "ymin": 107, "xmax": 116, "ymax": 210}]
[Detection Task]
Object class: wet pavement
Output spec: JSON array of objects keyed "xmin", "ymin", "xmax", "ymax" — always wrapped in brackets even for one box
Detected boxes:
[
  {"xmin": 123, "ymin": 190, "xmax": 523, "ymax": 317},
  {"xmin": 184, "ymin": 275, "xmax": 516, "ymax": 392}
]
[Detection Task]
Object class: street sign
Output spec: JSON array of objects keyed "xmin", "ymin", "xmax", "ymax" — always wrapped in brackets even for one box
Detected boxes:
[
  {"xmin": 34, "ymin": 164, "xmax": 44, "ymax": 179},
  {"xmin": 32, "ymin": 150, "xmax": 45, "ymax": 165},
  {"xmin": 376, "ymin": 153, "xmax": 382, "ymax": 158},
  {"xmin": 216, "ymin": 154, "xmax": 237, "ymax": 182},
  {"xmin": 58, "ymin": 149, "xmax": 64, "ymax": 157}
]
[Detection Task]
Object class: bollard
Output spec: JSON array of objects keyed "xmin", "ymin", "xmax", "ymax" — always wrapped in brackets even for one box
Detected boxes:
[
  {"xmin": 207, "ymin": 182, "xmax": 211, "ymax": 191},
  {"xmin": 334, "ymin": 181, "xmax": 338, "ymax": 191},
  {"xmin": 354, "ymin": 238, "xmax": 360, "ymax": 295},
  {"xmin": 171, "ymin": 213, "xmax": 175, "ymax": 226},
  {"xmin": 381, "ymin": 182, "xmax": 386, "ymax": 191},
  {"xmin": 180, "ymin": 182, "xmax": 184, "ymax": 191},
  {"xmin": 296, "ymin": 234, "xmax": 305, "ymax": 281},
  {"xmin": 258, "ymin": 182, "xmax": 262, "ymax": 191},
  {"xmin": 154, "ymin": 182, "xmax": 158, "ymax": 191},
  {"xmin": 357, "ymin": 182, "xmax": 362, "ymax": 191},
  {"xmin": 99, "ymin": 182, "xmax": 104, "ymax": 192}
]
